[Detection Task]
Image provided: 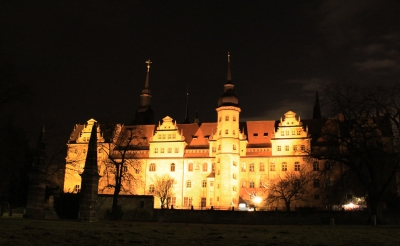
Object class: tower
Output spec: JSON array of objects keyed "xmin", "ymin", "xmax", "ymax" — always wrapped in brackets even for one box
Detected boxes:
[
  {"xmin": 313, "ymin": 87, "xmax": 322, "ymax": 119},
  {"xmin": 212, "ymin": 53, "xmax": 247, "ymax": 209},
  {"xmin": 24, "ymin": 126, "xmax": 47, "ymax": 219},
  {"xmin": 78, "ymin": 122, "xmax": 100, "ymax": 222},
  {"xmin": 133, "ymin": 59, "xmax": 154, "ymax": 125},
  {"xmin": 182, "ymin": 89, "xmax": 191, "ymax": 124}
]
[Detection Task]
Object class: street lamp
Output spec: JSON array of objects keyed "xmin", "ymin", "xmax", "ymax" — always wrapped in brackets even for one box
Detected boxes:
[{"xmin": 253, "ymin": 196, "xmax": 262, "ymax": 211}]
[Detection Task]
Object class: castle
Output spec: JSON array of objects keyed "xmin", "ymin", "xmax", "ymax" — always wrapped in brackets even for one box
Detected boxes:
[{"xmin": 63, "ymin": 54, "xmax": 336, "ymax": 210}]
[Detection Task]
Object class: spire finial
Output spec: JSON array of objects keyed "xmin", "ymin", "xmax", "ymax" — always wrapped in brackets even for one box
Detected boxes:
[
  {"xmin": 227, "ymin": 52, "xmax": 232, "ymax": 82},
  {"xmin": 144, "ymin": 59, "xmax": 152, "ymax": 89},
  {"xmin": 146, "ymin": 59, "xmax": 152, "ymax": 72}
]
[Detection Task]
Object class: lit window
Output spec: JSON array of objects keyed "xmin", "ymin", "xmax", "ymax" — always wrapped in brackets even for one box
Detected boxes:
[
  {"xmin": 260, "ymin": 162, "xmax": 265, "ymax": 172},
  {"xmin": 188, "ymin": 163, "xmax": 193, "ymax": 172},
  {"xmin": 313, "ymin": 161, "xmax": 319, "ymax": 171},
  {"xmin": 249, "ymin": 181, "xmax": 255, "ymax": 188},
  {"xmin": 270, "ymin": 163, "xmax": 275, "ymax": 171},
  {"xmin": 149, "ymin": 163, "xmax": 156, "ymax": 172},
  {"xmin": 277, "ymin": 146, "xmax": 281, "ymax": 151},
  {"xmin": 74, "ymin": 184, "xmax": 80, "ymax": 193},
  {"xmin": 285, "ymin": 145, "xmax": 289, "ymax": 151},
  {"xmin": 149, "ymin": 184, "xmax": 154, "ymax": 193},
  {"xmin": 294, "ymin": 162, "xmax": 300, "ymax": 171},
  {"xmin": 202, "ymin": 180, "xmax": 207, "ymax": 187},
  {"xmin": 186, "ymin": 180, "xmax": 192, "ymax": 188},
  {"xmin": 202, "ymin": 163, "xmax": 208, "ymax": 172},
  {"xmin": 170, "ymin": 163, "xmax": 175, "ymax": 172},
  {"xmin": 249, "ymin": 163, "xmax": 254, "ymax": 172},
  {"xmin": 282, "ymin": 162, "xmax": 287, "ymax": 171},
  {"xmin": 154, "ymin": 148, "xmax": 158, "ymax": 153}
]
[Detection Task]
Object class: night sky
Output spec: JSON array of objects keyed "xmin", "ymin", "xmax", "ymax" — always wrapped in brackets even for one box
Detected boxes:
[{"xmin": 1, "ymin": 0, "xmax": 400, "ymax": 148}]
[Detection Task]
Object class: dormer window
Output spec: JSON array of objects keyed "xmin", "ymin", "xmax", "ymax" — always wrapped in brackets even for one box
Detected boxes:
[
  {"xmin": 192, "ymin": 135, "xmax": 198, "ymax": 140},
  {"xmin": 263, "ymin": 132, "xmax": 268, "ymax": 137},
  {"xmin": 253, "ymin": 133, "xmax": 258, "ymax": 137},
  {"xmin": 204, "ymin": 135, "xmax": 210, "ymax": 139}
]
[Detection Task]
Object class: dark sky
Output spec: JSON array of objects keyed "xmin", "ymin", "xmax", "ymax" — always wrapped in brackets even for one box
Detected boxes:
[{"xmin": 1, "ymin": 0, "xmax": 400, "ymax": 148}]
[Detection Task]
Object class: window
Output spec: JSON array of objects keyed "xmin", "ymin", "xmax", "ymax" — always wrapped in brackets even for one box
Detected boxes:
[
  {"xmin": 168, "ymin": 134, "xmax": 171, "ymax": 139},
  {"xmin": 270, "ymin": 163, "xmax": 276, "ymax": 171},
  {"xmin": 170, "ymin": 163, "xmax": 175, "ymax": 172},
  {"xmin": 285, "ymin": 145, "xmax": 289, "ymax": 151},
  {"xmin": 286, "ymin": 131, "xmax": 289, "ymax": 136},
  {"xmin": 294, "ymin": 162, "xmax": 300, "ymax": 171},
  {"xmin": 297, "ymin": 130, "xmax": 301, "ymax": 135},
  {"xmin": 202, "ymin": 180, "xmax": 207, "ymax": 187},
  {"xmin": 154, "ymin": 148, "xmax": 158, "ymax": 153},
  {"xmin": 293, "ymin": 145, "xmax": 298, "ymax": 151},
  {"xmin": 202, "ymin": 163, "xmax": 208, "ymax": 172},
  {"xmin": 225, "ymin": 115, "xmax": 229, "ymax": 121},
  {"xmin": 313, "ymin": 161, "xmax": 319, "ymax": 171},
  {"xmin": 188, "ymin": 163, "xmax": 193, "ymax": 172},
  {"xmin": 218, "ymin": 145, "xmax": 221, "ymax": 150},
  {"xmin": 212, "ymin": 163, "xmax": 215, "ymax": 172},
  {"xmin": 225, "ymin": 129, "xmax": 228, "ymax": 134},
  {"xmin": 219, "ymin": 117, "xmax": 221, "ymax": 122},
  {"xmin": 294, "ymin": 179, "xmax": 300, "ymax": 189},
  {"xmin": 253, "ymin": 133, "xmax": 258, "ymax": 137},
  {"xmin": 167, "ymin": 197, "xmax": 176, "ymax": 207},
  {"xmin": 175, "ymin": 147, "xmax": 179, "ymax": 153},
  {"xmin": 210, "ymin": 181, "xmax": 214, "ymax": 187},
  {"xmin": 161, "ymin": 148, "xmax": 164, "ymax": 153},
  {"xmin": 277, "ymin": 146, "xmax": 282, "ymax": 151},
  {"xmin": 241, "ymin": 162, "xmax": 246, "ymax": 172},
  {"xmin": 233, "ymin": 144, "xmax": 236, "ymax": 150},
  {"xmin": 83, "ymin": 149, "xmax": 86, "ymax": 154},
  {"xmin": 233, "ymin": 130, "xmax": 236, "ymax": 135},
  {"xmin": 249, "ymin": 163, "xmax": 255, "ymax": 172},
  {"xmin": 233, "ymin": 116, "xmax": 236, "ymax": 121},
  {"xmin": 74, "ymin": 184, "xmax": 80, "ymax": 193},
  {"xmin": 233, "ymin": 161, "xmax": 237, "ymax": 166},
  {"xmin": 135, "ymin": 168, "xmax": 140, "ymax": 174},
  {"xmin": 201, "ymin": 197, "xmax": 206, "ymax": 207},
  {"xmin": 212, "ymin": 147, "xmax": 216, "ymax": 152},
  {"xmin": 241, "ymin": 181, "xmax": 246, "ymax": 188},
  {"xmin": 162, "ymin": 134, "xmax": 166, "ymax": 139},
  {"xmin": 149, "ymin": 163, "xmax": 156, "ymax": 172},
  {"xmin": 314, "ymin": 179, "xmax": 320, "ymax": 188},
  {"xmin": 282, "ymin": 162, "xmax": 287, "ymax": 171},
  {"xmin": 292, "ymin": 130, "xmax": 295, "ymax": 135},
  {"xmin": 264, "ymin": 132, "xmax": 268, "ymax": 137},
  {"xmin": 249, "ymin": 181, "xmax": 255, "ymax": 188},
  {"xmin": 184, "ymin": 197, "xmax": 192, "ymax": 207},
  {"xmin": 219, "ymin": 130, "xmax": 221, "ymax": 136},
  {"xmin": 149, "ymin": 184, "xmax": 154, "ymax": 193},
  {"xmin": 260, "ymin": 162, "xmax": 265, "ymax": 172},
  {"xmin": 168, "ymin": 148, "xmax": 172, "ymax": 153},
  {"xmin": 281, "ymin": 131, "xmax": 284, "ymax": 136},
  {"xmin": 232, "ymin": 173, "xmax": 237, "ymax": 179},
  {"xmin": 301, "ymin": 145, "xmax": 305, "ymax": 151},
  {"xmin": 98, "ymin": 149, "xmax": 102, "ymax": 153},
  {"xmin": 210, "ymin": 198, "xmax": 213, "ymax": 206},
  {"xmin": 186, "ymin": 180, "xmax": 192, "ymax": 188},
  {"xmin": 122, "ymin": 165, "xmax": 128, "ymax": 172},
  {"xmin": 233, "ymin": 186, "xmax": 236, "ymax": 191}
]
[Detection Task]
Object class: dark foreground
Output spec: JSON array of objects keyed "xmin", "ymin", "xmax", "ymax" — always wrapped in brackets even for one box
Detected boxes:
[{"xmin": 1, "ymin": 215, "xmax": 399, "ymax": 246}]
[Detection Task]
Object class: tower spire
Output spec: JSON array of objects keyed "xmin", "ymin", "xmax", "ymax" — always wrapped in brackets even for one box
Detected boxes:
[
  {"xmin": 227, "ymin": 52, "xmax": 232, "ymax": 82},
  {"xmin": 145, "ymin": 59, "xmax": 152, "ymax": 89},
  {"xmin": 313, "ymin": 86, "xmax": 322, "ymax": 119},
  {"xmin": 133, "ymin": 59, "xmax": 154, "ymax": 125},
  {"xmin": 183, "ymin": 88, "xmax": 191, "ymax": 124}
]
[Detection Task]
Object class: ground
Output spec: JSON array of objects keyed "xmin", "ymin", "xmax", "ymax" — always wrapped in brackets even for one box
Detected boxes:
[{"xmin": 1, "ymin": 215, "xmax": 399, "ymax": 245}]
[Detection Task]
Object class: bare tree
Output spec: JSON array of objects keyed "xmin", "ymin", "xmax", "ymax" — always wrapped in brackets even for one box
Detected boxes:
[
  {"xmin": 150, "ymin": 174, "xmax": 175, "ymax": 209},
  {"xmin": 315, "ymin": 82, "xmax": 400, "ymax": 223},
  {"xmin": 100, "ymin": 124, "xmax": 146, "ymax": 218},
  {"xmin": 264, "ymin": 169, "xmax": 315, "ymax": 211}
]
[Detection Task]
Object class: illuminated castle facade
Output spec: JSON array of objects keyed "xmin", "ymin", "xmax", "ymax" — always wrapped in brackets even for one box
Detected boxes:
[{"xmin": 63, "ymin": 54, "xmax": 330, "ymax": 210}]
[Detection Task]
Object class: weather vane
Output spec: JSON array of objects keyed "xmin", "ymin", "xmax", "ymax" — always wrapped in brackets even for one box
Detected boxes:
[{"xmin": 146, "ymin": 59, "xmax": 152, "ymax": 72}]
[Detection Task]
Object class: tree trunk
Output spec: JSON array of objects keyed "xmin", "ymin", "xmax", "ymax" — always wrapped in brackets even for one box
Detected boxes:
[
  {"xmin": 368, "ymin": 196, "xmax": 384, "ymax": 225},
  {"xmin": 285, "ymin": 201, "xmax": 291, "ymax": 211},
  {"xmin": 111, "ymin": 182, "xmax": 121, "ymax": 219}
]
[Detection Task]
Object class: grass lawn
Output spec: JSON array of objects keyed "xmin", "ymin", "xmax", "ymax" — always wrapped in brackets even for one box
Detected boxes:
[{"xmin": 1, "ymin": 216, "xmax": 399, "ymax": 245}]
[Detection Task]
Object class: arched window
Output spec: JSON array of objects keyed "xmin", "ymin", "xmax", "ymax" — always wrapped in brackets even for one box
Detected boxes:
[{"xmin": 170, "ymin": 163, "xmax": 175, "ymax": 172}]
